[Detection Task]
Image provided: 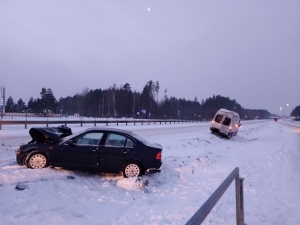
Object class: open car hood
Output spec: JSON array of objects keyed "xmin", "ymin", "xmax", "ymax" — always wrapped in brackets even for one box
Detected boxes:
[{"xmin": 28, "ymin": 126, "xmax": 72, "ymax": 144}]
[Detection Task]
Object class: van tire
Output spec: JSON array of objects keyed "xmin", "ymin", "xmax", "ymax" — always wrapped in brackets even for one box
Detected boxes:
[{"xmin": 227, "ymin": 132, "xmax": 233, "ymax": 139}]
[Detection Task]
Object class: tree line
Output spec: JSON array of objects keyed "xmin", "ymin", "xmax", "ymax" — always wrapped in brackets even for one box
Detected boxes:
[{"xmin": 5, "ymin": 80, "xmax": 285, "ymax": 120}]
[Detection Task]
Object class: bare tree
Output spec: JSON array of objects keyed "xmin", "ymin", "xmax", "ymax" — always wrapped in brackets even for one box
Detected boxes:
[{"xmin": 109, "ymin": 83, "xmax": 117, "ymax": 117}]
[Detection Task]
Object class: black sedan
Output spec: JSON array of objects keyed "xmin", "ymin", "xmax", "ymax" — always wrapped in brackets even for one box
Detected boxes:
[{"xmin": 16, "ymin": 126, "xmax": 162, "ymax": 178}]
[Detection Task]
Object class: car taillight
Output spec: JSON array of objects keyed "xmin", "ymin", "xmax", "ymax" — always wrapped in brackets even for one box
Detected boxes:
[{"xmin": 156, "ymin": 152, "xmax": 162, "ymax": 160}]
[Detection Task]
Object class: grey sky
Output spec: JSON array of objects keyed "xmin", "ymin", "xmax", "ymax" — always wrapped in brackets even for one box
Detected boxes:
[{"xmin": 1, "ymin": 0, "xmax": 299, "ymax": 115}]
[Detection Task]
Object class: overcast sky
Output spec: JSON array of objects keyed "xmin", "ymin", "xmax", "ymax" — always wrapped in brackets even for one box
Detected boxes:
[{"xmin": 1, "ymin": 0, "xmax": 299, "ymax": 115}]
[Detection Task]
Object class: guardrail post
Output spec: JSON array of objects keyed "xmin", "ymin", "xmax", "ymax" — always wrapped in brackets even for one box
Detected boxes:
[
  {"xmin": 235, "ymin": 177, "xmax": 245, "ymax": 225},
  {"xmin": 185, "ymin": 168, "xmax": 245, "ymax": 225}
]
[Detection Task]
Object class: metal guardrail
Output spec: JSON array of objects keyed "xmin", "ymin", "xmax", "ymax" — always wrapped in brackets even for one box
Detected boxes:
[
  {"xmin": 186, "ymin": 167, "xmax": 245, "ymax": 225},
  {"xmin": 0, "ymin": 119, "xmax": 209, "ymax": 130}
]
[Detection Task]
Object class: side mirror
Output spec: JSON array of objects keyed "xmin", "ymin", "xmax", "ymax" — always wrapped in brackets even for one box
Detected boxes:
[{"xmin": 68, "ymin": 140, "xmax": 75, "ymax": 146}]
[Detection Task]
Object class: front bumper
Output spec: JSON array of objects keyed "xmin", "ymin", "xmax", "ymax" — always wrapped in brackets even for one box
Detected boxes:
[{"xmin": 15, "ymin": 150, "xmax": 26, "ymax": 165}]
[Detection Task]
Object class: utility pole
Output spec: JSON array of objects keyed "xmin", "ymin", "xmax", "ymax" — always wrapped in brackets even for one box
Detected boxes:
[{"xmin": 0, "ymin": 86, "xmax": 5, "ymax": 119}]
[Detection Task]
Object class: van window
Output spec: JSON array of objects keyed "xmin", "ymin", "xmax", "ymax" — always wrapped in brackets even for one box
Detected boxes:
[
  {"xmin": 222, "ymin": 117, "xmax": 231, "ymax": 126},
  {"xmin": 214, "ymin": 114, "xmax": 223, "ymax": 123}
]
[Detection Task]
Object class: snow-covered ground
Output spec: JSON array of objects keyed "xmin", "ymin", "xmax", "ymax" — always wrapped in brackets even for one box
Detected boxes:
[{"xmin": 0, "ymin": 119, "xmax": 300, "ymax": 225}]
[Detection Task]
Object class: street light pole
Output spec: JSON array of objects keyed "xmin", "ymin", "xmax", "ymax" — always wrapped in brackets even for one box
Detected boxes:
[
  {"xmin": 287, "ymin": 104, "xmax": 294, "ymax": 117},
  {"xmin": 280, "ymin": 107, "xmax": 285, "ymax": 117},
  {"xmin": 99, "ymin": 100, "xmax": 100, "ymax": 118}
]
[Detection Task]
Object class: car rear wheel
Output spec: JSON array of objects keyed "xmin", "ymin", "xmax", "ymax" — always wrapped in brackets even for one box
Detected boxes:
[
  {"xmin": 27, "ymin": 153, "xmax": 48, "ymax": 169},
  {"xmin": 122, "ymin": 161, "xmax": 143, "ymax": 178}
]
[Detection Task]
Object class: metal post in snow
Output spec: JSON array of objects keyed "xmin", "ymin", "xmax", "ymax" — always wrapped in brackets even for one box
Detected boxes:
[{"xmin": 235, "ymin": 176, "xmax": 245, "ymax": 225}]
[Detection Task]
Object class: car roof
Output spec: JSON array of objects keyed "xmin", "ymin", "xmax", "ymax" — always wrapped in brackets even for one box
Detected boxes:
[
  {"xmin": 84, "ymin": 127, "xmax": 133, "ymax": 135},
  {"xmin": 217, "ymin": 108, "xmax": 239, "ymax": 116},
  {"xmin": 60, "ymin": 127, "xmax": 137, "ymax": 143}
]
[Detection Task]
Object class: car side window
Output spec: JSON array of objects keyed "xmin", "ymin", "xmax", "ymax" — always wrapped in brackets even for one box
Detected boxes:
[
  {"xmin": 74, "ymin": 132, "xmax": 104, "ymax": 145},
  {"xmin": 214, "ymin": 114, "xmax": 223, "ymax": 123},
  {"xmin": 105, "ymin": 133, "xmax": 126, "ymax": 147},
  {"xmin": 222, "ymin": 117, "xmax": 231, "ymax": 126},
  {"xmin": 125, "ymin": 138, "xmax": 135, "ymax": 148}
]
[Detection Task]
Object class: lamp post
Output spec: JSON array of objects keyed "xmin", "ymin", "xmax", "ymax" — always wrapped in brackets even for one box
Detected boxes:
[
  {"xmin": 286, "ymin": 104, "xmax": 293, "ymax": 117},
  {"xmin": 280, "ymin": 107, "xmax": 285, "ymax": 117},
  {"xmin": 98, "ymin": 100, "xmax": 101, "ymax": 118}
]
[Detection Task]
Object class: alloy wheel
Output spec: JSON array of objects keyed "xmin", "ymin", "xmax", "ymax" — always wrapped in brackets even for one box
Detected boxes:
[
  {"xmin": 124, "ymin": 163, "xmax": 140, "ymax": 177},
  {"xmin": 28, "ymin": 154, "xmax": 47, "ymax": 169}
]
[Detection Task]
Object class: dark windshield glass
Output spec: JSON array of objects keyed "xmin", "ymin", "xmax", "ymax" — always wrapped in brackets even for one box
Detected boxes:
[
  {"xmin": 222, "ymin": 117, "xmax": 231, "ymax": 126},
  {"xmin": 214, "ymin": 114, "xmax": 223, "ymax": 123}
]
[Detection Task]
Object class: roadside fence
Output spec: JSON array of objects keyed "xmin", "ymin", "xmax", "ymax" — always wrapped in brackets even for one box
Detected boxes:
[
  {"xmin": 0, "ymin": 118, "xmax": 210, "ymax": 130},
  {"xmin": 186, "ymin": 167, "xmax": 245, "ymax": 225}
]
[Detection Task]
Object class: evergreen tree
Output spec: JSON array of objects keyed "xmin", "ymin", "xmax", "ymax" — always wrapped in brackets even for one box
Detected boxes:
[
  {"xmin": 16, "ymin": 98, "xmax": 26, "ymax": 112},
  {"xmin": 5, "ymin": 96, "xmax": 15, "ymax": 112},
  {"xmin": 40, "ymin": 88, "xmax": 56, "ymax": 115}
]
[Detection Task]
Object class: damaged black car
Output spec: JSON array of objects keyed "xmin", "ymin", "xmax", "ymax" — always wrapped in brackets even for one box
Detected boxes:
[{"xmin": 15, "ymin": 126, "xmax": 162, "ymax": 178}]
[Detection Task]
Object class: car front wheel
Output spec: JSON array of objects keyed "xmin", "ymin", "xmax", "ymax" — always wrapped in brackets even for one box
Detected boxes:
[
  {"xmin": 27, "ymin": 153, "xmax": 48, "ymax": 169},
  {"xmin": 227, "ymin": 132, "xmax": 233, "ymax": 139},
  {"xmin": 122, "ymin": 161, "xmax": 143, "ymax": 178}
]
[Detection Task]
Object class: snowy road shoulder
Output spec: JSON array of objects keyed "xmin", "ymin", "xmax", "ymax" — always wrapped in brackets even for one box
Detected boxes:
[{"xmin": 1, "ymin": 121, "xmax": 300, "ymax": 224}]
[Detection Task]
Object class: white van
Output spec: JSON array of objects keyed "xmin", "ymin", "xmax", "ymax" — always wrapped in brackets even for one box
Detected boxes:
[{"xmin": 210, "ymin": 108, "xmax": 242, "ymax": 139}]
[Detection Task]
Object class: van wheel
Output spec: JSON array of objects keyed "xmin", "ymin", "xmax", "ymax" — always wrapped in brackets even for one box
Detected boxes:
[{"xmin": 227, "ymin": 132, "xmax": 233, "ymax": 139}]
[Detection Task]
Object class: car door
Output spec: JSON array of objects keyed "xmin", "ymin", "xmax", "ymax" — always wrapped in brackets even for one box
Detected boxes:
[
  {"xmin": 221, "ymin": 116, "xmax": 232, "ymax": 134},
  {"xmin": 58, "ymin": 131, "xmax": 104, "ymax": 169},
  {"xmin": 98, "ymin": 132, "xmax": 135, "ymax": 172}
]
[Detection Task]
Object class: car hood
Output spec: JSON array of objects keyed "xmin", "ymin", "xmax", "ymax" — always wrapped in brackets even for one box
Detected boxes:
[{"xmin": 28, "ymin": 126, "xmax": 72, "ymax": 144}]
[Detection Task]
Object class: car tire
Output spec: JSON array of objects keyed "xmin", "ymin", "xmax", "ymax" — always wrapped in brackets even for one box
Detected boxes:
[
  {"xmin": 26, "ymin": 152, "xmax": 49, "ymax": 169},
  {"xmin": 122, "ymin": 161, "xmax": 144, "ymax": 178},
  {"xmin": 227, "ymin": 132, "xmax": 233, "ymax": 139}
]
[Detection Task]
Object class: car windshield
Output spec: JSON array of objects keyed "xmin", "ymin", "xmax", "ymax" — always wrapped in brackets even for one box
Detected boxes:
[{"xmin": 60, "ymin": 129, "xmax": 88, "ymax": 143}]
